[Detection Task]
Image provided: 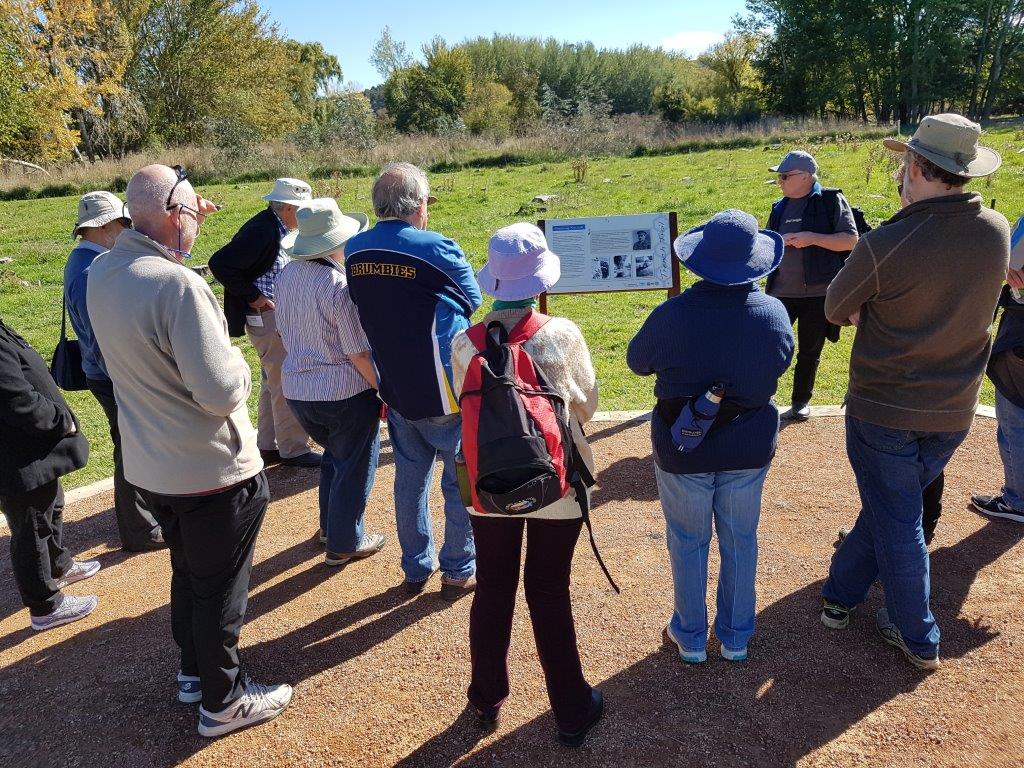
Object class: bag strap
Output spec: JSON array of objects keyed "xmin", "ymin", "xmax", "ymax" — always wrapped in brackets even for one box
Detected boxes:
[
  {"xmin": 506, "ymin": 310, "xmax": 550, "ymax": 345},
  {"xmin": 569, "ymin": 439, "xmax": 619, "ymax": 594},
  {"xmin": 465, "ymin": 322, "xmax": 489, "ymax": 353},
  {"xmin": 59, "ymin": 292, "xmax": 69, "ymax": 342}
]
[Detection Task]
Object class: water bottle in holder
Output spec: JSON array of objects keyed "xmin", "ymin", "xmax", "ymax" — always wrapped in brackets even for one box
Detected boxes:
[{"xmin": 671, "ymin": 382, "xmax": 726, "ymax": 453}]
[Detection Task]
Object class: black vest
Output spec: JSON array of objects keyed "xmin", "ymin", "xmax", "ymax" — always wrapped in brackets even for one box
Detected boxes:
[{"xmin": 766, "ymin": 189, "xmax": 850, "ymax": 290}]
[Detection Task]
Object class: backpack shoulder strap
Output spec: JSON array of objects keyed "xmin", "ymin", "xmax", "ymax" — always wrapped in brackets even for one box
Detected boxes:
[
  {"xmin": 506, "ymin": 310, "xmax": 551, "ymax": 345},
  {"xmin": 465, "ymin": 322, "xmax": 489, "ymax": 353}
]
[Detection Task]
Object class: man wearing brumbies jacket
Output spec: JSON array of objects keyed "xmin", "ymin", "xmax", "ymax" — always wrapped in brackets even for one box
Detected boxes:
[{"xmin": 345, "ymin": 162, "xmax": 483, "ymax": 600}]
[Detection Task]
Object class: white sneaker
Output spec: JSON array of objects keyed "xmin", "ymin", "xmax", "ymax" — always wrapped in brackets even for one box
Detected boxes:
[
  {"xmin": 324, "ymin": 533, "xmax": 386, "ymax": 566},
  {"xmin": 31, "ymin": 594, "xmax": 98, "ymax": 631},
  {"xmin": 177, "ymin": 672, "xmax": 202, "ymax": 704},
  {"xmin": 56, "ymin": 560, "xmax": 100, "ymax": 589},
  {"xmin": 197, "ymin": 677, "xmax": 293, "ymax": 737}
]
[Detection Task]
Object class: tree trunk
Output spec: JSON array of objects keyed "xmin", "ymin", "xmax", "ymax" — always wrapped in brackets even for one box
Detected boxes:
[
  {"xmin": 969, "ymin": 0, "xmax": 997, "ymax": 118},
  {"xmin": 981, "ymin": 1, "xmax": 1024, "ymax": 120}
]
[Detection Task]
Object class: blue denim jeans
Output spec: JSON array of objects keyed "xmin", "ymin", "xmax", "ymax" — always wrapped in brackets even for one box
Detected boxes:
[
  {"xmin": 996, "ymin": 390, "xmax": 1024, "ymax": 512},
  {"xmin": 387, "ymin": 409, "xmax": 475, "ymax": 582},
  {"xmin": 823, "ymin": 416, "xmax": 968, "ymax": 657},
  {"xmin": 287, "ymin": 389, "xmax": 380, "ymax": 553},
  {"xmin": 655, "ymin": 464, "xmax": 769, "ymax": 653}
]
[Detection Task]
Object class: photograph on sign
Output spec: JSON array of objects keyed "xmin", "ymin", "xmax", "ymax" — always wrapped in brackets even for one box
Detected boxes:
[{"xmin": 544, "ymin": 213, "xmax": 672, "ymax": 294}]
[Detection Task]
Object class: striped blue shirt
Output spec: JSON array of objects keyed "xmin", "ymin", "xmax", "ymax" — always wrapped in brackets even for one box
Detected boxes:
[
  {"xmin": 254, "ymin": 211, "xmax": 290, "ymax": 300},
  {"xmin": 275, "ymin": 259, "xmax": 372, "ymax": 402}
]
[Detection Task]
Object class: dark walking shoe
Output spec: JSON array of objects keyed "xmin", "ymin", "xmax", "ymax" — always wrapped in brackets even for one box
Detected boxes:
[
  {"xmin": 558, "ymin": 689, "xmax": 604, "ymax": 747},
  {"xmin": 259, "ymin": 449, "xmax": 282, "ymax": 464},
  {"xmin": 971, "ymin": 494, "xmax": 1024, "ymax": 523},
  {"xmin": 282, "ymin": 451, "xmax": 323, "ymax": 468},
  {"xmin": 876, "ymin": 607, "xmax": 940, "ymax": 670},
  {"xmin": 404, "ymin": 567, "xmax": 439, "ymax": 595},
  {"xmin": 440, "ymin": 574, "xmax": 476, "ymax": 602},
  {"xmin": 789, "ymin": 402, "xmax": 811, "ymax": 421},
  {"xmin": 821, "ymin": 599, "xmax": 852, "ymax": 630},
  {"xmin": 471, "ymin": 705, "xmax": 499, "ymax": 730}
]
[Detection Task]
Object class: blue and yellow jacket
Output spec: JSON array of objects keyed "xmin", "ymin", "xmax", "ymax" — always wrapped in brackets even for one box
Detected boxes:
[{"xmin": 345, "ymin": 220, "xmax": 482, "ymax": 420}]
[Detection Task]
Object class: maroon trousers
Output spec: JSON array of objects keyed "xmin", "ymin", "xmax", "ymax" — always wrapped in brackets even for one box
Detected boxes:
[{"xmin": 467, "ymin": 515, "xmax": 593, "ymax": 733}]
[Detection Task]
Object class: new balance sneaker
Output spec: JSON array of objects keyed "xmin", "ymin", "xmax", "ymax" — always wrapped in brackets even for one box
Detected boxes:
[
  {"xmin": 821, "ymin": 599, "xmax": 852, "ymax": 630},
  {"xmin": 720, "ymin": 644, "xmax": 748, "ymax": 662},
  {"xmin": 876, "ymin": 607, "xmax": 940, "ymax": 671},
  {"xmin": 971, "ymin": 494, "xmax": 1024, "ymax": 524},
  {"xmin": 177, "ymin": 672, "xmax": 202, "ymax": 704},
  {"xmin": 197, "ymin": 677, "xmax": 293, "ymax": 737},
  {"xmin": 30, "ymin": 594, "xmax": 97, "ymax": 631},
  {"xmin": 440, "ymin": 573, "xmax": 476, "ymax": 602},
  {"xmin": 56, "ymin": 560, "xmax": 100, "ymax": 589},
  {"xmin": 324, "ymin": 533, "xmax": 386, "ymax": 566},
  {"xmin": 662, "ymin": 625, "xmax": 707, "ymax": 664}
]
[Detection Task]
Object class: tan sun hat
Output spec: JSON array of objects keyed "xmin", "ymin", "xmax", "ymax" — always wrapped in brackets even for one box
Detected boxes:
[
  {"xmin": 263, "ymin": 177, "xmax": 313, "ymax": 204},
  {"xmin": 73, "ymin": 190, "xmax": 130, "ymax": 237},
  {"xmin": 286, "ymin": 198, "xmax": 369, "ymax": 260},
  {"xmin": 883, "ymin": 113, "xmax": 1001, "ymax": 178}
]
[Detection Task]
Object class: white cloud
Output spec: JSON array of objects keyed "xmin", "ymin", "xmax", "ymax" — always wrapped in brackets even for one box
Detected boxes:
[{"xmin": 660, "ymin": 30, "xmax": 726, "ymax": 57}]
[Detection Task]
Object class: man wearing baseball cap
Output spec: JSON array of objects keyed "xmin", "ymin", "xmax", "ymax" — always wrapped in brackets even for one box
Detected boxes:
[
  {"xmin": 63, "ymin": 191, "xmax": 164, "ymax": 551},
  {"xmin": 209, "ymin": 178, "xmax": 322, "ymax": 468},
  {"xmin": 820, "ymin": 114, "xmax": 1009, "ymax": 670},
  {"xmin": 766, "ymin": 150, "xmax": 859, "ymax": 421}
]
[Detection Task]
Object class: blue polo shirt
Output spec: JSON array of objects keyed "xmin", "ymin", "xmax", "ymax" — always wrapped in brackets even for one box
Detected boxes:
[
  {"xmin": 345, "ymin": 219, "xmax": 482, "ymax": 420},
  {"xmin": 63, "ymin": 241, "xmax": 108, "ymax": 381}
]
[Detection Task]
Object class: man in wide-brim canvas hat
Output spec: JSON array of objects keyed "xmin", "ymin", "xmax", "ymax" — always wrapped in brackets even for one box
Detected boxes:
[
  {"xmin": 272, "ymin": 199, "xmax": 388, "ymax": 568},
  {"xmin": 820, "ymin": 113, "xmax": 1010, "ymax": 671},
  {"xmin": 627, "ymin": 209, "xmax": 794, "ymax": 665},
  {"xmin": 209, "ymin": 177, "xmax": 323, "ymax": 468}
]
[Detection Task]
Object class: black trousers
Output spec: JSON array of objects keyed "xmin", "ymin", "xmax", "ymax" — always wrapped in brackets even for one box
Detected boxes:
[
  {"xmin": 780, "ymin": 296, "xmax": 830, "ymax": 405},
  {"xmin": 0, "ymin": 480, "xmax": 72, "ymax": 616},
  {"xmin": 86, "ymin": 378, "xmax": 163, "ymax": 550},
  {"xmin": 140, "ymin": 472, "xmax": 269, "ymax": 712}
]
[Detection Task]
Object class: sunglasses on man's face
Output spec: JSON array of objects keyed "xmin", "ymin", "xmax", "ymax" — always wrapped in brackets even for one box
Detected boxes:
[{"xmin": 777, "ymin": 172, "xmax": 807, "ymax": 182}]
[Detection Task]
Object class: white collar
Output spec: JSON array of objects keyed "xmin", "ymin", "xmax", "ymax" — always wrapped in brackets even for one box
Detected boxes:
[{"xmin": 75, "ymin": 239, "xmax": 107, "ymax": 255}]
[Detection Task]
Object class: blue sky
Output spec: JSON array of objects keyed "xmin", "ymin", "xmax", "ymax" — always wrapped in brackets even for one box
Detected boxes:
[{"xmin": 261, "ymin": 0, "xmax": 747, "ymax": 89}]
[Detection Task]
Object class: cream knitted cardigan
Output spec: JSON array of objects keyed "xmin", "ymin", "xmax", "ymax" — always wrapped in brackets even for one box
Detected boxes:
[{"xmin": 451, "ymin": 308, "xmax": 598, "ymax": 520}]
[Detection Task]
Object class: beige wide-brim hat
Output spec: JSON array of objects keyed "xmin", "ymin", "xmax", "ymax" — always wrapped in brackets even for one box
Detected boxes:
[
  {"xmin": 286, "ymin": 198, "xmax": 369, "ymax": 260},
  {"xmin": 73, "ymin": 190, "xmax": 130, "ymax": 237},
  {"xmin": 263, "ymin": 177, "xmax": 313, "ymax": 204},
  {"xmin": 883, "ymin": 113, "xmax": 1001, "ymax": 178}
]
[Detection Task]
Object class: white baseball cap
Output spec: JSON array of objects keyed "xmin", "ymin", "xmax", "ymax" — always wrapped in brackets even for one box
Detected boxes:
[
  {"xmin": 73, "ymin": 191, "xmax": 130, "ymax": 237},
  {"xmin": 263, "ymin": 178, "xmax": 313, "ymax": 204}
]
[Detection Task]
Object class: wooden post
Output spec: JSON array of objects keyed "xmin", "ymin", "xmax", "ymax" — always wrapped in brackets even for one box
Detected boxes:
[{"xmin": 667, "ymin": 211, "xmax": 681, "ymax": 299}]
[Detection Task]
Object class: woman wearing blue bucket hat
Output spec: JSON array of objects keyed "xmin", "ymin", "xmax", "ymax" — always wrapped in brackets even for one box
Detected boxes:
[{"xmin": 627, "ymin": 209, "xmax": 794, "ymax": 664}]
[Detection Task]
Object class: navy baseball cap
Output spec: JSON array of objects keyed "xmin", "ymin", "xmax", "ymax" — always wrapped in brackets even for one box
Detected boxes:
[{"xmin": 770, "ymin": 150, "xmax": 818, "ymax": 174}]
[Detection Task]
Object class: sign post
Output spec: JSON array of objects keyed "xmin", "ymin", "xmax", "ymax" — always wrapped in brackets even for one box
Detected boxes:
[{"xmin": 538, "ymin": 212, "xmax": 680, "ymax": 313}]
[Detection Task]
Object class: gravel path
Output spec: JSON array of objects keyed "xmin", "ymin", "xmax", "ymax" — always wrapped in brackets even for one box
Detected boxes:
[{"xmin": 1, "ymin": 417, "xmax": 1022, "ymax": 767}]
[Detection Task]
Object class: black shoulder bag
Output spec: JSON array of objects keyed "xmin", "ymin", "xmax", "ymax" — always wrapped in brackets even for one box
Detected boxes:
[{"xmin": 50, "ymin": 294, "xmax": 88, "ymax": 391}]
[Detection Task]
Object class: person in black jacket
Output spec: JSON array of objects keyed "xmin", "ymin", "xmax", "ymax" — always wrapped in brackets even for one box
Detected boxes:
[
  {"xmin": 0, "ymin": 316, "xmax": 99, "ymax": 631},
  {"xmin": 766, "ymin": 151, "xmax": 859, "ymax": 420},
  {"xmin": 208, "ymin": 178, "xmax": 321, "ymax": 468}
]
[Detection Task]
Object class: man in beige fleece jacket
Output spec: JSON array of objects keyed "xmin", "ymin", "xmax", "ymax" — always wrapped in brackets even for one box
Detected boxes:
[
  {"xmin": 87, "ymin": 165, "xmax": 291, "ymax": 737},
  {"xmin": 819, "ymin": 115, "xmax": 1009, "ymax": 671}
]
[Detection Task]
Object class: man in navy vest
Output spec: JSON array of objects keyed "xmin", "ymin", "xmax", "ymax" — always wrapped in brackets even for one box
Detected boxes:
[
  {"xmin": 766, "ymin": 151, "xmax": 859, "ymax": 420},
  {"xmin": 345, "ymin": 163, "xmax": 482, "ymax": 600}
]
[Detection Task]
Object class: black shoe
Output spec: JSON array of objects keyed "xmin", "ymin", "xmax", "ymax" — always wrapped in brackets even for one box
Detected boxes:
[
  {"xmin": 404, "ymin": 568, "xmax": 439, "ymax": 595},
  {"xmin": 789, "ymin": 402, "xmax": 811, "ymax": 421},
  {"xmin": 472, "ymin": 705, "xmax": 499, "ymax": 730},
  {"xmin": 282, "ymin": 451, "xmax": 322, "ymax": 468},
  {"xmin": 259, "ymin": 449, "xmax": 282, "ymax": 464},
  {"xmin": 971, "ymin": 493, "xmax": 1024, "ymax": 523},
  {"xmin": 558, "ymin": 688, "xmax": 604, "ymax": 747}
]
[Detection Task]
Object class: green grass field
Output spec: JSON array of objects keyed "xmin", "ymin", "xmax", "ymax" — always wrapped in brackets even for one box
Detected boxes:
[{"xmin": 3, "ymin": 128, "xmax": 1022, "ymax": 488}]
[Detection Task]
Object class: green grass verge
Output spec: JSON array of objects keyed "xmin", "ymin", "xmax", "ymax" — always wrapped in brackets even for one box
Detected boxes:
[{"xmin": 2, "ymin": 129, "xmax": 1021, "ymax": 488}]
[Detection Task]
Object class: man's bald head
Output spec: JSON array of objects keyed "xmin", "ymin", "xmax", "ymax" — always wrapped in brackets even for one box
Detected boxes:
[{"xmin": 125, "ymin": 164, "xmax": 198, "ymax": 255}]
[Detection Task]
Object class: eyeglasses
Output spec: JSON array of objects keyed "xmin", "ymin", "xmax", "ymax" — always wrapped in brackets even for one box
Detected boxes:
[
  {"xmin": 165, "ymin": 165, "xmax": 188, "ymax": 211},
  {"xmin": 777, "ymin": 172, "xmax": 807, "ymax": 182}
]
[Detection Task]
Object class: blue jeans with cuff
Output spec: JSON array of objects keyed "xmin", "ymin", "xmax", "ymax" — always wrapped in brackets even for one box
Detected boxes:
[
  {"xmin": 655, "ymin": 463, "xmax": 769, "ymax": 654},
  {"xmin": 387, "ymin": 409, "xmax": 475, "ymax": 582},
  {"xmin": 823, "ymin": 415, "xmax": 967, "ymax": 658}
]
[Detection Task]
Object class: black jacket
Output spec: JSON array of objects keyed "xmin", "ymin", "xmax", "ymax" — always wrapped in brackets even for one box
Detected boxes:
[
  {"xmin": 0, "ymin": 318, "xmax": 88, "ymax": 497},
  {"xmin": 987, "ymin": 285, "xmax": 1024, "ymax": 408},
  {"xmin": 208, "ymin": 208, "xmax": 282, "ymax": 337}
]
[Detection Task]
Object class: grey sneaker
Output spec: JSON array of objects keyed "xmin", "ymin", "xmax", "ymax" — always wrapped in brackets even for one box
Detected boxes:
[
  {"xmin": 821, "ymin": 599, "xmax": 852, "ymax": 630},
  {"xmin": 56, "ymin": 560, "xmax": 100, "ymax": 589},
  {"xmin": 876, "ymin": 607, "xmax": 940, "ymax": 670},
  {"xmin": 789, "ymin": 402, "xmax": 811, "ymax": 421},
  {"xmin": 197, "ymin": 677, "xmax": 293, "ymax": 737},
  {"xmin": 440, "ymin": 573, "xmax": 476, "ymax": 602},
  {"xmin": 31, "ymin": 594, "xmax": 98, "ymax": 631},
  {"xmin": 177, "ymin": 672, "xmax": 202, "ymax": 704},
  {"xmin": 324, "ymin": 533, "xmax": 386, "ymax": 566}
]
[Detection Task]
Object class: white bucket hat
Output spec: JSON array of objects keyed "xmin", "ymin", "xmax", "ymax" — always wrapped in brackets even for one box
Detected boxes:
[
  {"xmin": 477, "ymin": 222, "xmax": 561, "ymax": 301},
  {"xmin": 286, "ymin": 198, "xmax": 369, "ymax": 261},
  {"xmin": 263, "ymin": 177, "xmax": 313, "ymax": 204},
  {"xmin": 73, "ymin": 191, "xmax": 130, "ymax": 237}
]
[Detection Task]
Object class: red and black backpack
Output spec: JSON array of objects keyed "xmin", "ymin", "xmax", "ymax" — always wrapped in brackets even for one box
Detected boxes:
[{"xmin": 459, "ymin": 311, "xmax": 618, "ymax": 592}]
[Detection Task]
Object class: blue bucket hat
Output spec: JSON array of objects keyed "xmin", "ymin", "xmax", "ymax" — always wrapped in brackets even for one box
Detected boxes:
[{"xmin": 673, "ymin": 209, "xmax": 783, "ymax": 286}]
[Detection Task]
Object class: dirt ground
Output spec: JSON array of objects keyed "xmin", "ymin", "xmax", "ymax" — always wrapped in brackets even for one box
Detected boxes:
[{"xmin": 1, "ymin": 416, "xmax": 1023, "ymax": 768}]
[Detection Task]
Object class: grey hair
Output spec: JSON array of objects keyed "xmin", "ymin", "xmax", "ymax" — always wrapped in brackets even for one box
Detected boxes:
[{"xmin": 372, "ymin": 162, "xmax": 430, "ymax": 219}]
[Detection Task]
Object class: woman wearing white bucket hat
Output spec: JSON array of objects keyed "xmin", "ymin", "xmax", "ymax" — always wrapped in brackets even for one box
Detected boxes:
[
  {"xmin": 450, "ymin": 222, "xmax": 605, "ymax": 747},
  {"xmin": 273, "ymin": 198, "xmax": 386, "ymax": 566}
]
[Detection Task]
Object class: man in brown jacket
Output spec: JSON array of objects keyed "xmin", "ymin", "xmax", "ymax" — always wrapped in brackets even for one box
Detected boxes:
[{"xmin": 819, "ymin": 114, "xmax": 1009, "ymax": 670}]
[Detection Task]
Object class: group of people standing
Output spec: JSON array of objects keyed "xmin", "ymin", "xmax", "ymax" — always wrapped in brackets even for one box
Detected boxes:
[{"xmin": 0, "ymin": 112, "xmax": 1021, "ymax": 745}]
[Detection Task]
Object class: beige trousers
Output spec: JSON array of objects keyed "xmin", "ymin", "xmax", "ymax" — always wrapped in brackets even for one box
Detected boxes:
[{"xmin": 245, "ymin": 308, "xmax": 310, "ymax": 459}]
